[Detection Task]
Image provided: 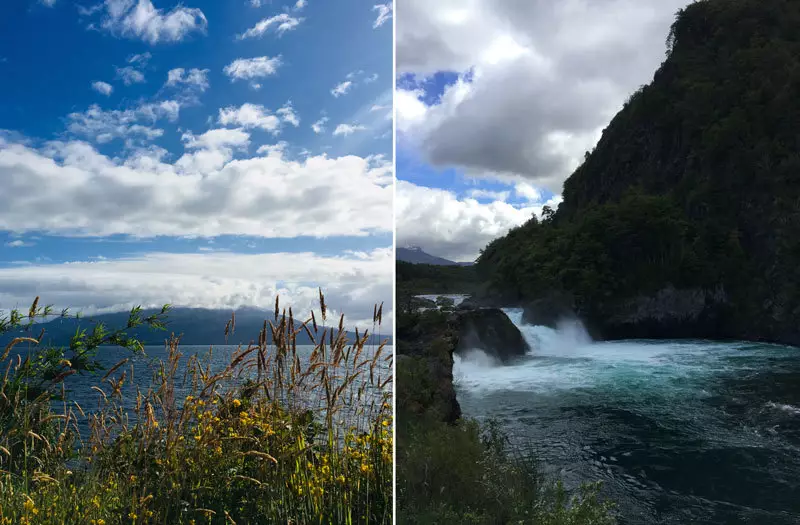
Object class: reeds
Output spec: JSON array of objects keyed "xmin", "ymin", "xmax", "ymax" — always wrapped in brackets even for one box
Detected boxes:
[{"xmin": 0, "ymin": 294, "xmax": 392, "ymax": 524}]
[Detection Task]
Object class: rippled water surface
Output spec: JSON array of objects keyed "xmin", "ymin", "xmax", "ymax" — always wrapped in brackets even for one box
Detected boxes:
[
  {"xmin": 454, "ymin": 309, "xmax": 800, "ymax": 524},
  {"xmin": 15, "ymin": 343, "xmax": 392, "ymax": 438}
]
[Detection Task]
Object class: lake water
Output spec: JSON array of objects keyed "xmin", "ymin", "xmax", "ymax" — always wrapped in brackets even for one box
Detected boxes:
[
  {"xmin": 10, "ymin": 343, "xmax": 393, "ymax": 439},
  {"xmin": 454, "ymin": 308, "xmax": 800, "ymax": 524}
]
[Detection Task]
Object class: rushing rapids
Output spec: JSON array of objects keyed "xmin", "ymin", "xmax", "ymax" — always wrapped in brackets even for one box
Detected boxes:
[{"xmin": 454, "ymin": 309, "xmax": 800, "ymax": 524}]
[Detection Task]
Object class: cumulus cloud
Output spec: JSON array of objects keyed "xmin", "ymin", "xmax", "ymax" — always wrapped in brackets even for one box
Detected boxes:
[
  {"xmin": 372, "ymin": 4, "xmax": 392, "ymax": 29},
  {"xmin": 396, "ymin": 0, "xmax": 690, "ymax": 192},
  {"xmin": 333, "ymin": 124, "xmax": 366, "ymax": 137},
  {"xmin": 115, "ymin": 66, "xmax": 146, "ymax": 85},
  {"xmin": 92, "ymin": 81, "xmax": 113, "ymax": 96},
  {"xmin": 238, "ymin": 13, "xmax": 303, "ymax": 39},
  {"xmin": 311, "ymin": 117, "xmax": 328, "ymax": 134},
  {"xmin": 0, "ymin": 134, "xmax": 393, "ymax": 239},
  {"xmin": 217, "ymin": 102, "xmax": 298, "ymax": 133},
  {"xmin": 181, "ymin": 128, "xmax": 250, "ymax": 151},
  {"xmin": 165, "ymin": 67, "xmax": 210, "ymax": 91},
  {"xmin": 4, "ymin": 240, "xmax": 34, "ymax": 248},
  {"xmin": 0, "ymin": 248, "xmax": 392, "ymax": 329},
  {"xmin": 396, "ymin": 180, "xmax": 562, "ymax": 262},
  {"xmin": 65, "ymin": 100, "xmax": 180, "ymax": 144},
  {"xmin": 331, "ymin": 81, "xmax": 353, "ymax": 98},
  {"xmin": 276, "ymin": 101, "xmax": 300, "ymax": 127},
  {"xmin": 93, "ymin": 0, "xmax": 207, "ymax": 45},
  {"xmin": 223, "ymin": 56, "xmax": 282, "ymax": 81}
]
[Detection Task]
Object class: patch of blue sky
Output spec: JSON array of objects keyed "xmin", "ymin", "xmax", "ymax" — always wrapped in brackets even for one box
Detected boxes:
[
  {"xmin": 0, "ymin": 0, "xmax": 394, "ymax": 321},
  {"xmin": 0, "ymin": 231, "xmax": 393, "ymax": 267}
]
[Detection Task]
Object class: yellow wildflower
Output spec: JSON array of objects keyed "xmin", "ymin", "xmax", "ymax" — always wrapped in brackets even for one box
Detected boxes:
[
  {"xmin": 233, "ymin": 399, "xmax": 242, "ymax": 407},
  {"xmin": 23, "ymin": 496, "xmax": 38, "ymax": 515}
]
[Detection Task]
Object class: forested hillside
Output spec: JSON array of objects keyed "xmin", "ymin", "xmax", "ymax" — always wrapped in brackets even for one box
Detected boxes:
[{"xmin": 477, "ymin": 0, "xmax": 800, "ymax": 344}]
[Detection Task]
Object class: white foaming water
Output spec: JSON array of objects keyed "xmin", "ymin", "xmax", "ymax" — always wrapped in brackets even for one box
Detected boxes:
[
  {"xmin": 766, "ymin": 402, "xmax": 800, "ymax": 416},
  {"xmin": 503, "ymin": 308, "xmax": 592, "ymax": 356},
  {"xmin": 453, "ymin": 308, "xmax": 759, "ymax": 395},
  {"xmin": 452, "ymin": 307, "xmax": 800, "ymax": 524},
  {"xmin": 414, "ymin": 294, "xmax": 469, "ymax": 306}
]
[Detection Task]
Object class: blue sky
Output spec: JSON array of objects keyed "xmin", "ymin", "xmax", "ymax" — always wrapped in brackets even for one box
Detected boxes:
[
  {"xmin": 0, "ymin": 0, "xmax": 393, "ymax": 327},
  {"xmin": 394, "ymin": 0, "xmax": 689, "ymax": 262}
]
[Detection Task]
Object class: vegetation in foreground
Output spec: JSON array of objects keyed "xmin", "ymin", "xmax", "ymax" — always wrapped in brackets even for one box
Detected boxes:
[
  {"xmin": 396, "ymin": 305, "xmax": 616, "ymax": 524},
  {"xmin": 0, "ymin": 295, "xmax": 392, "ymax": 524}
]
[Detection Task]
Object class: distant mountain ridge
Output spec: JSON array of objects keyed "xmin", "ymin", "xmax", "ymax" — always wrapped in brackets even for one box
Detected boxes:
[
  {"xmin": 397, "ymin": 246, "xmax": 473, "ymax": 266},
  {"xmin": 1, "ymin": 307, "xmax": 392, "ymax": 347}
]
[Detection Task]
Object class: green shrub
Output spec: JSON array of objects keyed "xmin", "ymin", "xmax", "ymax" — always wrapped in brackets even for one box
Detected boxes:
[{"xmin": 397, "ymin": 418, "xmax": 616, "ymax": 525}]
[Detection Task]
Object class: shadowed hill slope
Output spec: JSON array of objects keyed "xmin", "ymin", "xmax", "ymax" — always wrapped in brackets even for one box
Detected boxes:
[{"xmin": 477, "ymin": 0, "xmax": 800, "ymax": 344}]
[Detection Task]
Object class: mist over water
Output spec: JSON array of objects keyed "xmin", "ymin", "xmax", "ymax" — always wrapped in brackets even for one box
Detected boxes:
[{"xmin": 454, "ymin": 309, "xmax": 800, "ymax": 524}]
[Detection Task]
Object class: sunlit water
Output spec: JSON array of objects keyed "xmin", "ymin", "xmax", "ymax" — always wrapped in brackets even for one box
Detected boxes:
[{"xmin": 454, "ymin": 309, "xmax": 800, "ymax": 524}]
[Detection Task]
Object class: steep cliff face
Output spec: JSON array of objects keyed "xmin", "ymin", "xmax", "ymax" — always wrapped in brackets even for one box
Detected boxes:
[
  {"xmin": 397, "ymin": 309, "xmax": 462, "ymax": 424},
  {"xmin": 478, "ymin": 0, "xmax": 800, "ymax": 345}
]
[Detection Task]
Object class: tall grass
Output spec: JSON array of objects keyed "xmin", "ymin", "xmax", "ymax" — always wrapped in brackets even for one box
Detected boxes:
[{"xmin": 0, "ymin": 294, "xmax": 392, "ymax": 524}]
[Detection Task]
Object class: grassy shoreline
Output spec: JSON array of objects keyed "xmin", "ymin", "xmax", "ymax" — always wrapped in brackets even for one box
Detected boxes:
[{"xmin": 1, "ymin": 295, "xmax": 392, "ymax": 524}]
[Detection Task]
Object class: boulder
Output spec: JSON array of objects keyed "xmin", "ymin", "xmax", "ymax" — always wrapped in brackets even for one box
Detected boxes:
[{"xmin": 457, "ymin": 308, "xmax": 530, "ymax": 364}]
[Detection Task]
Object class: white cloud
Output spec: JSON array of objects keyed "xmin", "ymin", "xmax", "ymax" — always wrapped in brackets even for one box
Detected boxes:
[
  {"xmin": 238, "ymin": 13, "xmax": 303, "ymax": 40},
  {"xmin": 396, "ymin": 180, "xmax": 561, "ymax": 262},
  {"xmin": 127, "ymin": 52, "xmax": 152, "ymax": 66},
  {"xmin": 65, "ymin": 100, "xmax": 180, "ymax": 144},
  {"xmin": 40, "ymin": 0, "xmax": 57, "ymax": 7},
  {"xmin": 223, "ymin": 56, "xmax": 282, "ymax": 81},
  {"xmin": 92, "ymin": 81, "xmax": 114, "ymax": 96},
  {"xmin": 4, "ymin": 240, "xmax": 34, "ymax": 248},
  {"xmin": 311, "ymin": 117, "xmax": 328, "ymax": 134},
  {"xmin": 115, "ymin": 66, "xmax": 145, "ymax": 85},
  {"xmin": 276, "ymin": 101, "xmax": 300, "ymax": 127},
  {"xmin": 165, "ymin": 67, "xmax": 210, "ymax": 91},
  {"xmin": 333, "ymin": 124, "xmax": 366, "ymax": 137},
  {"xmin": 0, "ymin": 248, "xmax": 392, "ymax": 329},
  {"xmin": 331, "ymin": 80, "xmax": 353, "ymax": 98},
  {"xmin": 334, "ymin": 71, "xmax": 379, "ymax": 96},
  {"xmin": 0, "ymin": 134, "xmax": 393, "ymax": 239},
  {"xmin": 218, "ymin": 102, "xmax": 298, "ymax": 133},
  {"xmin": 218, "ymin": 104, "xmax": 280, "ymax": 133},
  {"xmin": 294, "ymin": 0, "xmax": 307, "ymax": 10},
  {"xmin": 181, "ymin": 128, "xmax": 250, "ymax": 151},
  {"xmin": 96, "ymin": 0, "xmax": 207, "ymax": 45},
  {"xmin": 396, "ymin": 0, "xmax": 690, "ymax": 192},
  {"xmin": 372, "ymin": 4, "xmax": 392, "ymax": 29}
]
